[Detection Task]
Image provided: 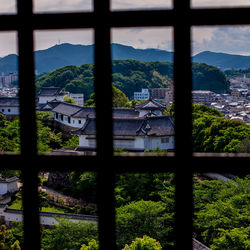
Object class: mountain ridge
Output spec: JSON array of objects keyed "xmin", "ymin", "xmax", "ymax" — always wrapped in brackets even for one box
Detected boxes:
[{"xmin": 0, "ymin": 43, "xmax": 249, "ymax": 74}]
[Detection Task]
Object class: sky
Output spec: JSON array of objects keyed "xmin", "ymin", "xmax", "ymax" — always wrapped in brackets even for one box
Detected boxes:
[{"xmin": 0, "ymin": 0, "xmax": 250, "ymax": 57}]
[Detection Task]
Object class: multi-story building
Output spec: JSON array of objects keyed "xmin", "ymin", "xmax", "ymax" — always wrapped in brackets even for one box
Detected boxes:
[
  {"xmin": 192, "ymin": 90, "xmax": 218, "ymax": 106},
  {"xmin": 134, "ymin": 89, "xmax": 150, "ymax": 101},
  {"xmin": 151, "ymin": 88, "xmax": 168, "ymax": 100}
]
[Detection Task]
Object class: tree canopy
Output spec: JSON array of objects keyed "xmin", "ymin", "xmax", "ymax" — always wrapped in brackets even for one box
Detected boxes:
[{"xmin": 36, "ymin": 60, "xmax": 230, "ymax": 102}]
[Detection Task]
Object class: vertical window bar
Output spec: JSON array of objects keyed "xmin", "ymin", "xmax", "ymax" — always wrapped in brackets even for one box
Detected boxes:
[
  {"xmin": 17, "ymin": 0, "xmax": 41, "ymax": 249},
  {"xmin": 94, "ymin": 0, "xmax": 116, "ymax": 249},
  {"xmin": 173, "ymin": 0, "xmax": 193, "ymax": 249}
]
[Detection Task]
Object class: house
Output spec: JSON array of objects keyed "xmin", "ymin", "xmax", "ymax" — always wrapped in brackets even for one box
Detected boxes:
[
  {"xmin": 50, "ymin": 101, "xmax": 84, "ymax": 129},
  {"xmin": 38, "ymin": 97, "xmax": 173, "ymax": 152},
  {"xmin": 73, "ymin": 115, "xmax": 175, "ymax": 152},
  {"xmin": 38, "ymin": 87, "xmax": 84, "ymax": 106},
  {"xmin": 37, "ymin": 87, "xmax": 68, "ymax": 104},
  {"xmin": 135, "ymin": 98, "xmax": 166, "ymax": 117},
  {"xmin": 0, "ymin": 97, "xmax": 19, "ymax": 117},
  {"xmin": 0, "ymin": 177, "xmax": 19, "ymax": 204}
]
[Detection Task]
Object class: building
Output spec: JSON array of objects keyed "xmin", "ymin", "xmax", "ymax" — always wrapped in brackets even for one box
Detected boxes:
[
  {"xmin": 37, "ymin": 87, "xmax": 68, "ymax": 104},
  {"xmin": 0, "ymin": 177, "xmax": 19, "ymax": 204},
  {"xmin": 37, "ymin": 87, "xmax": 84, "ymax": 106},
  {"xmin": 151, "ymin": 88, "xmax": 168, "ymax": 100},
  {"xmin": 0, "ymin": 73, "xmax": 18, "ymax": 88},
  {"xmin": 69, "ymin": 93, "xmax": 84, "ymax": 106},
  {"xmin": 192, "ymin": 90, "xmax": 218, "ymax": 106},
  {"xmin": 0, "ymin": 97, "xmax": 19, "ymax": 117},
  {"xmin": 73, "ymin": 115, "xmax": 175, "ymax": 152},
  {"xmin": 42, "ymin": 98, "xmax": 173, "ymax": 152},
  {"xmin": 135, "ymin": 98, "xmax": 166, "ymax": 117},
  {"xmin": 134, "ymin": 89, "xmax": 150, "ymax": 101}
]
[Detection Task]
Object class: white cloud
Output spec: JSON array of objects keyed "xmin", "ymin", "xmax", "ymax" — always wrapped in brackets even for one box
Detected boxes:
[
  {"xmin": 192, "ymin": 0, "xmax": 250, "ymax": 8},
  {"xmin": 0, "ymin": 1, "xmax": 16, "ymax": 13},
  {"xmin": 34, "ymin": 29, "xmax": 93, "ymax": 50},
  {"xmin": 192, "ymin": 26, "xmax": 250, "ymax": 55},
  {"xmin": 1, "ymin": 1, "xmax": 250, "ymax": 57},
  {"xmin": 111, "ymin": 27, "xmax": 173, "ymax": 51},
  {"xmin": 33, "ymin": 0, "xmax": 92, "ymax": 12},
  {"xmin": 0, "ymin": 32, "xmax": 17, "ymax": 57},
  {"xmin": 111, "ymin": 0, "xmax": 172, "ymax": 10}
]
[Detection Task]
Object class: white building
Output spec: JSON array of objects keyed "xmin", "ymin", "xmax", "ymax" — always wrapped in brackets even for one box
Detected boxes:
[
  {"xmin": 37, "ymin": 87, "xmax": 68, "ymax": 104},
  {"xmin": 69, "ymin": 93, "xmax": 84, "ymax": 106},
  {"xmin": 73, "ymin": 115, "xmax": 175, "ymax": 152},
  {"xmin": 134, "ymin": 89, "xmax": 150, "ymax": 101},
  {"xmin": 0, "ymin": 97, "xmax": 19, "ymax": 116},
  {"xmin": 0, "ymin": 177, "xmax": 19, "ymax": 204}
]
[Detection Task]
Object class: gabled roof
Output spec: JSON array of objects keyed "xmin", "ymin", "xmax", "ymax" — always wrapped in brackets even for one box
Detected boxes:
[
  {"xmin": 135, "ymin": 98, "xmax": 166, "ymax": 111},
  {"xmin": 71, "ymin": 107, "xmax": 96, "ymax": 118},
  {"xmin": 51, "ymin": 102, "xmax": 82, "ymax": 116},
  {"xmin": 138, "ymin": 116, "xmax": 174, "ymax": 136},
  {"xmin": 0, "ymin": 97, "xmax": 19, "ymax": 107},
  {"xmin": 38, "ymin": 87, "xmax": 66, "ymax": 96},
  {"xmin": 38, "ymin": 100, "xmax": 61, "ymax": 111},
  {"xmin": 73, "ymin": 116, "xmax": 175, "ymax": 137}
]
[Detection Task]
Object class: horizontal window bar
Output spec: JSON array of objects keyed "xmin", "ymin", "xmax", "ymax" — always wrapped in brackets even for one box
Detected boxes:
[{"xmin": 1, "ymin": 8, "xmax": 250, "ymax": 31}]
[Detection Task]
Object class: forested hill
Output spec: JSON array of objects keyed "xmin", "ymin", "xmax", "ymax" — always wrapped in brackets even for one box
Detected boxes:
[
  {"xmin": 0, "ymin": 43, "xmax": 173, "ymax": 74},
  {"xmin": 36, "ymin": 60, "xmax": 230, "ymax": 100}
]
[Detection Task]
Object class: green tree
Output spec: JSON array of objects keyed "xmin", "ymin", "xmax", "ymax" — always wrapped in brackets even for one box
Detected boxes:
[
  {"xmin": 84, "ymin": 85, "xmax": 129, "ymax": 108},
  {"xmin": 64, "ymin": 96, "xmax": 77, "ymax": 105},
  {"xmin": 80, "ymin": 239, "xmax": 99, "ymax": 250},
  {"xmin": 123, "ymin": 235, "xmax": 162, "ymax": 250},
  {"xmin": 11, "ymin": 240, "xmax": 21, "ymax": 250},
  {"xmin": 210, "ymin": 227, "xmax": 250, "ymax": 250},
  {"xmin": 0, "ymin": 225, "xmax": 15, "ymax": 249},
  {"xmin": 41, "ymin": 219, "xmax": 98, "ymax": 250},
  {"xmin": 193, "ymin": 176, "xmax": 250, "ymax": 248},
  {"xmin": 69, "ymin": 172, "xmax": 97, "ymax": 202},
  {"xmin": 115, "ymin": 173, "xmax": 174, "ymax": 207},
  {"xmin": 192, "ymin": 104, "xmax": 250, "ymax": 153},
  {"xmin": 116, "ymin": 200, "xmax": 173, "ymax": 249}
]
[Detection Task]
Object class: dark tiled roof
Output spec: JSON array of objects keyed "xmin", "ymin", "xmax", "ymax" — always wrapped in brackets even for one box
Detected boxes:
[
  {"xmin": 0, "ymin": 97, "xmax": 19, "ymax": 107},
  {"xmin": 135, "ymin": 98, "xmax": 166, "ymax": 111},
  {"xmin": 139, "ymin": 116, "xmax": 174, "ymax": 136},
  {"xmin": 37, "ymin": 100, "xmax": 61, "ymax": 111},
  {"xmin": 72, "ymin": 107, "xmax": 139, "ymax": 119},
  {"xmin": 72, "ymin": 107, "xmax": 96, "ymax": 118},
  {"xmin": 73, "ymin": 116, "xmax": 174, "ymax": 137},
  {"xmin": 51, "ymin": 102, "xmax": 82, "ymax": 116},
  {"xmin": 38, "ymin": 87, "xmax": 65, "ymax": 96},
  {"xmin": 113, "ymin": 108, "xmax": 139, "ymax": 118}
]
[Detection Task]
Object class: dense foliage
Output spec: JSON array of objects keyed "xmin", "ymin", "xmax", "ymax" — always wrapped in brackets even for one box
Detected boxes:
[
  {"xmin": 192, "ymin": 63, "xmax": 230, "ymax": 93},
  {"xmin": 35, "ymin": 60, "xmax": 230, "ymax": 101},
  {"xmin": 122, "ymin": 235, "xmax": 162, "ymax": 250},
  {"xmin": 0, "ymin": 112, "xmax": 78, "ymax": 153},
  {"xmin": 193, "ymin": 176, "xmax": 250, "ymax": 250},
  {"xmin": 41, "ymin": 219, "xmax": 98, "ymax": 250},
  {"xmin": 192, "ymin": 104, "xmax": 250, "ymax": 152}
]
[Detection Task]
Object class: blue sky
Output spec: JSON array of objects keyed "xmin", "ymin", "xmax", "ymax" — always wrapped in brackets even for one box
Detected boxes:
[{"xmin": 0, "ymin": 0, "xmax": 250, "ymax": 57}]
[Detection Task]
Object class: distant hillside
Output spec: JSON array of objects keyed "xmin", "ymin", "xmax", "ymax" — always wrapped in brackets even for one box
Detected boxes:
[
  {"xmin": 0, "ymin": 54, "xmax": 18, "ymax": 73},
  {"xmin": 2, "ymin": 43, "xmax": 250, "ymax": 74},
  {"xmin": 0, "ymin": 43, "xmax": 173, "ymax": 74},
  {"xmin": 193, "ymin": 51, "xmax": 250, "ymax": 70},
  {"xmin": 36, "ymin": 60, "xmax": 230, "ymax": 101}
]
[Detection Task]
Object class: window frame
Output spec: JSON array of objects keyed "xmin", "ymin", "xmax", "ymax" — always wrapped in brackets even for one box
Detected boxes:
[{"xmin": 0, "ymin": 0, "xmax": 249, "ymax": 249}]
